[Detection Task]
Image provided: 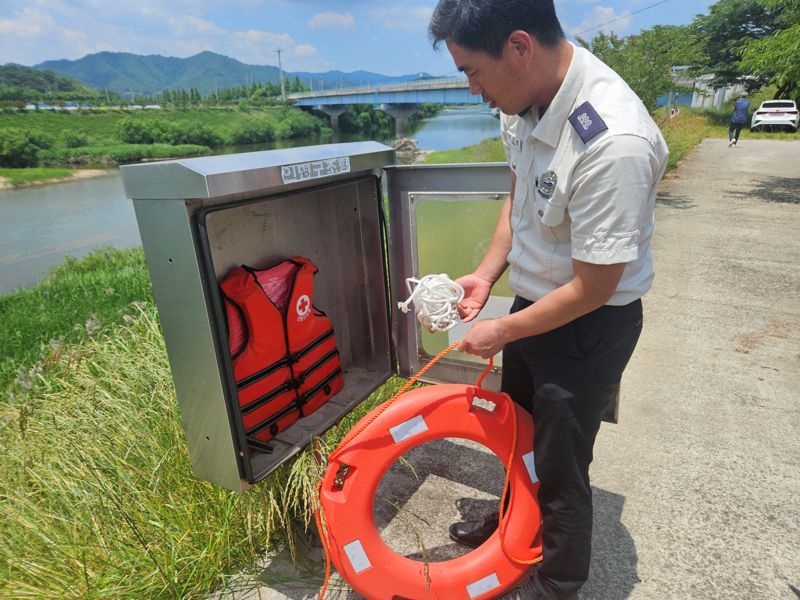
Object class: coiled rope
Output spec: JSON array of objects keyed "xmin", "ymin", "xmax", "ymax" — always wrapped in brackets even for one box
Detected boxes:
[{"xmin": 396, "ymin": 274, "xmax": 464, "ymax": 332}]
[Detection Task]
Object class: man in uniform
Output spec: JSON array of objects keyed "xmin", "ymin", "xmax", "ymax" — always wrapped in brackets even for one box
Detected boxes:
[{"xmin": 428, "ymin": 1, "xmax": 669, "ymax": 598}]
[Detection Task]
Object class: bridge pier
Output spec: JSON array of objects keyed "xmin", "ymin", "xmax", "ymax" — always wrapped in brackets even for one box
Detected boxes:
[
  {"xmin": 381, "ymin": 104, "xmax": 420, "ymax": 137},
  {"xmin": 317, "ymin": 105, "xmax": 348, "ymax": 130}
]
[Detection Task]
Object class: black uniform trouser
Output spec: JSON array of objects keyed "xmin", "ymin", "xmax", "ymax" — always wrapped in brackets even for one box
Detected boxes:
[
  {"xmin": 729, "ymin": 121, "xmax": 745, "ymax": 141},
  {"xmin": 501, "ymin": 296, "xmax": 643, "ymax": 600}
]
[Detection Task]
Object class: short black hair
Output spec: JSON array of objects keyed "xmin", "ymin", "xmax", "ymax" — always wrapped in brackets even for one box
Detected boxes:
[{"xmin": 429, "ymin": 0, "xmax": 565, "ymax": 57}]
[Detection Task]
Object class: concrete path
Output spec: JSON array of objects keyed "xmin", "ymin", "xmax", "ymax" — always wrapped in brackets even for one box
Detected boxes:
[{"xmin": 214, "ymin": 138, "xmax": 800, "ymax": 600}]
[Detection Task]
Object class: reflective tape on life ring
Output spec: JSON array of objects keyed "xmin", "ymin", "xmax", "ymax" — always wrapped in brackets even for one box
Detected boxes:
[{"xmin": 319, "ymin": 383, "xmax": 542, "ymax": 600}]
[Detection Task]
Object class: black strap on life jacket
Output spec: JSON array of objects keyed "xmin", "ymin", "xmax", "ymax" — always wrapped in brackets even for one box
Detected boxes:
[
  {"xmin": 294, "ymin": 348, "xmax": 339, "ymax": 387},
  {"xmin": 296, "ymin": 368, "xmax": 343, "ymax": 417},
  {"xmin": 289, "ymin": 328, "xmax": 335, "ymax": 364},
  {"xmin": 245, "ymin": 400, "xmax": 302, "ymax": 439}
]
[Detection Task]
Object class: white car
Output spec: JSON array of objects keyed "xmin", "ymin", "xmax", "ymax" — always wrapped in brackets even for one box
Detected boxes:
[{"xmin": 750, "ymin": 100, "xmax": 799, "ymax": 132}]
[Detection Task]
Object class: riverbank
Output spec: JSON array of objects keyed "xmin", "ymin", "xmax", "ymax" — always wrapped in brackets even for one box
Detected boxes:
[
  {"xmin": 0, "ymin": 106, "xmax": 325, "ymax": 170},
  {"xmin": 0, "ymin": 167, "xmax": 110, "ymax": 189}
]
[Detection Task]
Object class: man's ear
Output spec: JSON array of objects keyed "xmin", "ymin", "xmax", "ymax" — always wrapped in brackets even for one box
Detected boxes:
[{"xmin": 507, "ymin": 30, "xmax": 534, "ymax": 63}]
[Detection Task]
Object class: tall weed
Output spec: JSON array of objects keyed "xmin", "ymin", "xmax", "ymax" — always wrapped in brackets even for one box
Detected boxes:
[{"xmin": 0, "ymin": 247, "xmax": 152, "ymax": 394}]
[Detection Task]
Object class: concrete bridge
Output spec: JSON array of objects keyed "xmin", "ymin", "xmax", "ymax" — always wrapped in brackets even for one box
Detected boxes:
[{"xmin": 287, "ymin": 77, "xmax": 484, "ymax": 135}]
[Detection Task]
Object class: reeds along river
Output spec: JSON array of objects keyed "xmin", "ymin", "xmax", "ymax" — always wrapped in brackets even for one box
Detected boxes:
[{"xmin": 0, "ymin": 106, "xmax": 501, "ymax": 295}]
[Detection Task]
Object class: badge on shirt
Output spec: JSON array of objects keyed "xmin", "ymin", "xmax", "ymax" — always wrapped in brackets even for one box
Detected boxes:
[
  {"xmin": 503, "ymin": 130, "xmax": 523, "ymax": 152},
  {"xmin": 537, "ymin": 170, "xmax": 558, "ymax": 199},
  {"xmin": 568, "ymin": 101, "xmax": 608, "ymax": 144}
]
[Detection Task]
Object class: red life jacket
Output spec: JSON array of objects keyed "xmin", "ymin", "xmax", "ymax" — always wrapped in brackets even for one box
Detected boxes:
[{"xmin": 220, "ymin": 257, "xmax": 344, "ymax": 448}]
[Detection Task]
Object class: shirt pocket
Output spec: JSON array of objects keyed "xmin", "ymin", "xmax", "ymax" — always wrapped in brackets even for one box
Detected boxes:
[{"xmin": 535, "ymin": 176, "xmax": 568, "ymax": 229}]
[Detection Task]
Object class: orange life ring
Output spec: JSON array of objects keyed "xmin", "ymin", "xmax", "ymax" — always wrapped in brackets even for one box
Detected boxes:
[{"xmin": 318, "ymin": 383, "xmax": 542, "ymax": 599}]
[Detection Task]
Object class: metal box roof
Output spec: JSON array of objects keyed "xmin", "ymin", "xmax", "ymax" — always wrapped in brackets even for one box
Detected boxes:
[{"xmin": 121, "ymin": 141, "xmax": 394, "ymax": 200}]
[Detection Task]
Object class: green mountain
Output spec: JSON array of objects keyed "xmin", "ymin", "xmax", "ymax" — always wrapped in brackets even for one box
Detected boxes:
[
  {"xmin": 0, "ymin": 64, "xmax": 97, "ymax": 95},
  {"xmin": 34, "ymin": 51, "xmax": 432, "ymax": 96},
  {"xmin": 35, "ymin": 51, "xmax": 264, "ymax": 96}
]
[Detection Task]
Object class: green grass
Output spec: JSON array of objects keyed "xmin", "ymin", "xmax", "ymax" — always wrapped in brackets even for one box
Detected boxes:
[
  {"xmin": 0, "ymin": 305, "xmax": 408, "ymax": 598},
  {"xmin": 0, "ymin": 167, "xmax": 72, "ymax": 186},
  {"xmin": 653, "ymin": 110, "xmax": 717, "ymax": 172},
  {"xmin": 0, "ymin": 106, "xmax": 325, "ymax": 168},
  {"xmin": 0, "ymin": 106, "xmax": 316, "ymax": 146},
  {"xmin": 423, "ymin": 137, "xmax": 506, "ymax": 164},
  {"xmin": 0, "ymin": 247, "xmax": 410, "ymax": 598},
  {"xmin": 0, "ymin": 247, "xmax": 153, "ymax": 394},
  {"xmin": 38, "ymin": 143, "xmax": 211, "ymax": 166},
  {"xmin": 2, "ymin": 303, "xmax": 299, "ymax": 598}
]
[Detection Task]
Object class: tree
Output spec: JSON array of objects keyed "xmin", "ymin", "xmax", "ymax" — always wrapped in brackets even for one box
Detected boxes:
[
  {"xmin": 739, "ymin": 0, "xmax": 800, "ymax": 100},
  {"xmin": 578, "ymin": 25, "xmax": 703, "ymax": 109},
  {"xmin": 0, "ymin": 128, "xmax": 51, "ymax": 167},
  {"xmin": 693, "ymin": 0, "xmax": 784, "ymax": 89}
]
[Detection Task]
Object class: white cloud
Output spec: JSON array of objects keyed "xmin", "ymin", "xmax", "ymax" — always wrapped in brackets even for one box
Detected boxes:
[
  {"xmin": 0, "ymin": 3, "xmax": 328, "ymax": 71},
  {"xmin": 307, "ymin": 12, "xmax": 355, "ymax": 31},
  {"xmin": 567, "ymin": 5, "xmax": 632, "ymax": 37},
  {"xmin": 0, "ymin": 6, "xmax": 54, "ymax": 38},
  {"xmin": 371, "ymin": 5, "xmax": 433, "ymax": 30},
  {"xmin": 168, "ymin": 15, "xmax": 226, "ymax": 38},
  {"xmin": 228, "ymin": 30, "xmax": 330, "ymax": 70}
]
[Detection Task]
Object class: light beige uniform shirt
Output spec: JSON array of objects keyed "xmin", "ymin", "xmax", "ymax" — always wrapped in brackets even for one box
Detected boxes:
[{"xmin": 501, "ymin": 44, "xmax": 669, "ymax": 305}]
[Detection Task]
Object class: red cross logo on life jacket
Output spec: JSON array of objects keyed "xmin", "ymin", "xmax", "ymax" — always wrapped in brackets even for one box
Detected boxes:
[{"xmin": 296, "ymin": 294, "xmax": 311, "ymax": 321}]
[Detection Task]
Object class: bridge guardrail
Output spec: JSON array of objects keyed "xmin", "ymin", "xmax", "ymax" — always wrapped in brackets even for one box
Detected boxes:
[{"xmin": 288, "ymin": 77, "xmax": 470, "ymax": 100}]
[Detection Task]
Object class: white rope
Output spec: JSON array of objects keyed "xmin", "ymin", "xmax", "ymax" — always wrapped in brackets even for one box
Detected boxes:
[{"xmin": 396, "ymin": 274, "xmax": 464, "ymax": 333}]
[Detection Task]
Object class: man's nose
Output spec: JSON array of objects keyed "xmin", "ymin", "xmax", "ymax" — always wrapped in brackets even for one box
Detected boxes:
[{"xmin": 468, "ymin": 80, "xmax": 482, "ymax": 95}]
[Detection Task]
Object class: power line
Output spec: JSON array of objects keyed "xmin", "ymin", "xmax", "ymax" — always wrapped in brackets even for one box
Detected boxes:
[{"xmin": 574, "ymin": 0, "xmax": 673, "ymax": 37}]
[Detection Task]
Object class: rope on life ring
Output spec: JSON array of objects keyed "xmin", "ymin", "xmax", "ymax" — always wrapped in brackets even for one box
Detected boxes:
[{"xmin": 314, "ymin": 344, "xmax": 543, "ymax": 599}]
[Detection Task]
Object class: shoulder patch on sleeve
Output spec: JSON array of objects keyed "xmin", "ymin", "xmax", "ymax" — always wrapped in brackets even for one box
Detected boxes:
[{"xmin": 568, "ymin": 101, "xmax": 608, "ymax": 144}]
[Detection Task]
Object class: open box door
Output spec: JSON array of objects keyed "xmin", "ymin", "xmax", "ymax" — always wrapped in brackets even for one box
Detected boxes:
[{"xmin": 386, "ymin": 163, "xmax": 512, "ymax": 389}]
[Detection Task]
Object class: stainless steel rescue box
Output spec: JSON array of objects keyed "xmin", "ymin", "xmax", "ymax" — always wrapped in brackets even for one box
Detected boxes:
[{"xmin": 121, "ymin": 142, "xmax": 548, "ymax": 492}]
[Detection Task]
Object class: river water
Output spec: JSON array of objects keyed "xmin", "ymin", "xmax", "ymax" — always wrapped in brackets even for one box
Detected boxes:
[{"xmin": 0, "ymin": 106, "xmax": 500, "ymax": 294}]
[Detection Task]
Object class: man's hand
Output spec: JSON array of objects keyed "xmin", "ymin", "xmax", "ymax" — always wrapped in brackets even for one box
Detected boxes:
[
  {"xmin": 455, "ymin": 273, "xmax": 493, "ymax": 323},
  {"xmin": 457, "ymin": 318, "xmax": 509, "ymax": 359}
]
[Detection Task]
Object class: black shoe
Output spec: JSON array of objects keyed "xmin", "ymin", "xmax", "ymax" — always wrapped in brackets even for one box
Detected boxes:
[{"xmin": 448, "ymin": 514, "xmax": 497, "ymax": 548}]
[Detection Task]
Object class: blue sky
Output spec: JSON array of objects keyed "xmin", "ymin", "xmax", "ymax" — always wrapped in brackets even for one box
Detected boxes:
[{"xmin": 1, "ymin": 0, "xmax": 716, "ymax": 76}]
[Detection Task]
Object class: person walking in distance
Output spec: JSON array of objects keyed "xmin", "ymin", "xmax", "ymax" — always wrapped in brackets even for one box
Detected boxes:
[
  {"xmin": 428, "ymin": 1, "xmax": 669, "ymax": 598},
  {"xmin": 728, "ymin": 92, "xmax": 751, "ymax": 147}
]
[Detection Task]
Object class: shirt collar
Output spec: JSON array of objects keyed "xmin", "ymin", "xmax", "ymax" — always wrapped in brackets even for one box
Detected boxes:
[{"xmin": 530, "ymin": 43, "xmax": 586, "ymax": 148}]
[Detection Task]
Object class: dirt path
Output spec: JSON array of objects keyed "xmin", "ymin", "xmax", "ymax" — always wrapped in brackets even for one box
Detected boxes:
[
  {"xmin": 212, "ymin": 139, "xmax": 800, "ymax": 600},
  {"xmin": 586, "ymin": 138, "xmax": 800, "ymax": 599}
]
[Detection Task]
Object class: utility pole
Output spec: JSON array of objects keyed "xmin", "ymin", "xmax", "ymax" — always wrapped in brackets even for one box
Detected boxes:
[{"xmin": 276, "ymin": 49, "xmax": 286, "ymax": 102}]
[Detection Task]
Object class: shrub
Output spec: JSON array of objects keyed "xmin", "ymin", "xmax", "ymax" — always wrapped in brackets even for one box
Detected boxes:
[
  {"xmin": 339, "ymin": 104, "xmax": 393, "ymax": 135},
  {"xmin": 229, "ymin": 119, "xmax": 276, "ymax": 145},
  {"xmin": 117, "ymin": 119, "xmax": 223, "ymax": 147},
  {"xmin": 62, "ymin": 131, "xmax": 91, "ymax": 148},
  {"xmin": 117, "ymin": 119, "xmax": 178, "ymax": 144},
  {"xmin": 172, "ymin": 122, "xmax": 223, "ymax": 147},
  {"xmin": 275, "ymin": 111, "xmax": 321, "ymax": 139},
  {"xmin": 0, "ymin": 128, "xmax": 46, "ymax": 167}
]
